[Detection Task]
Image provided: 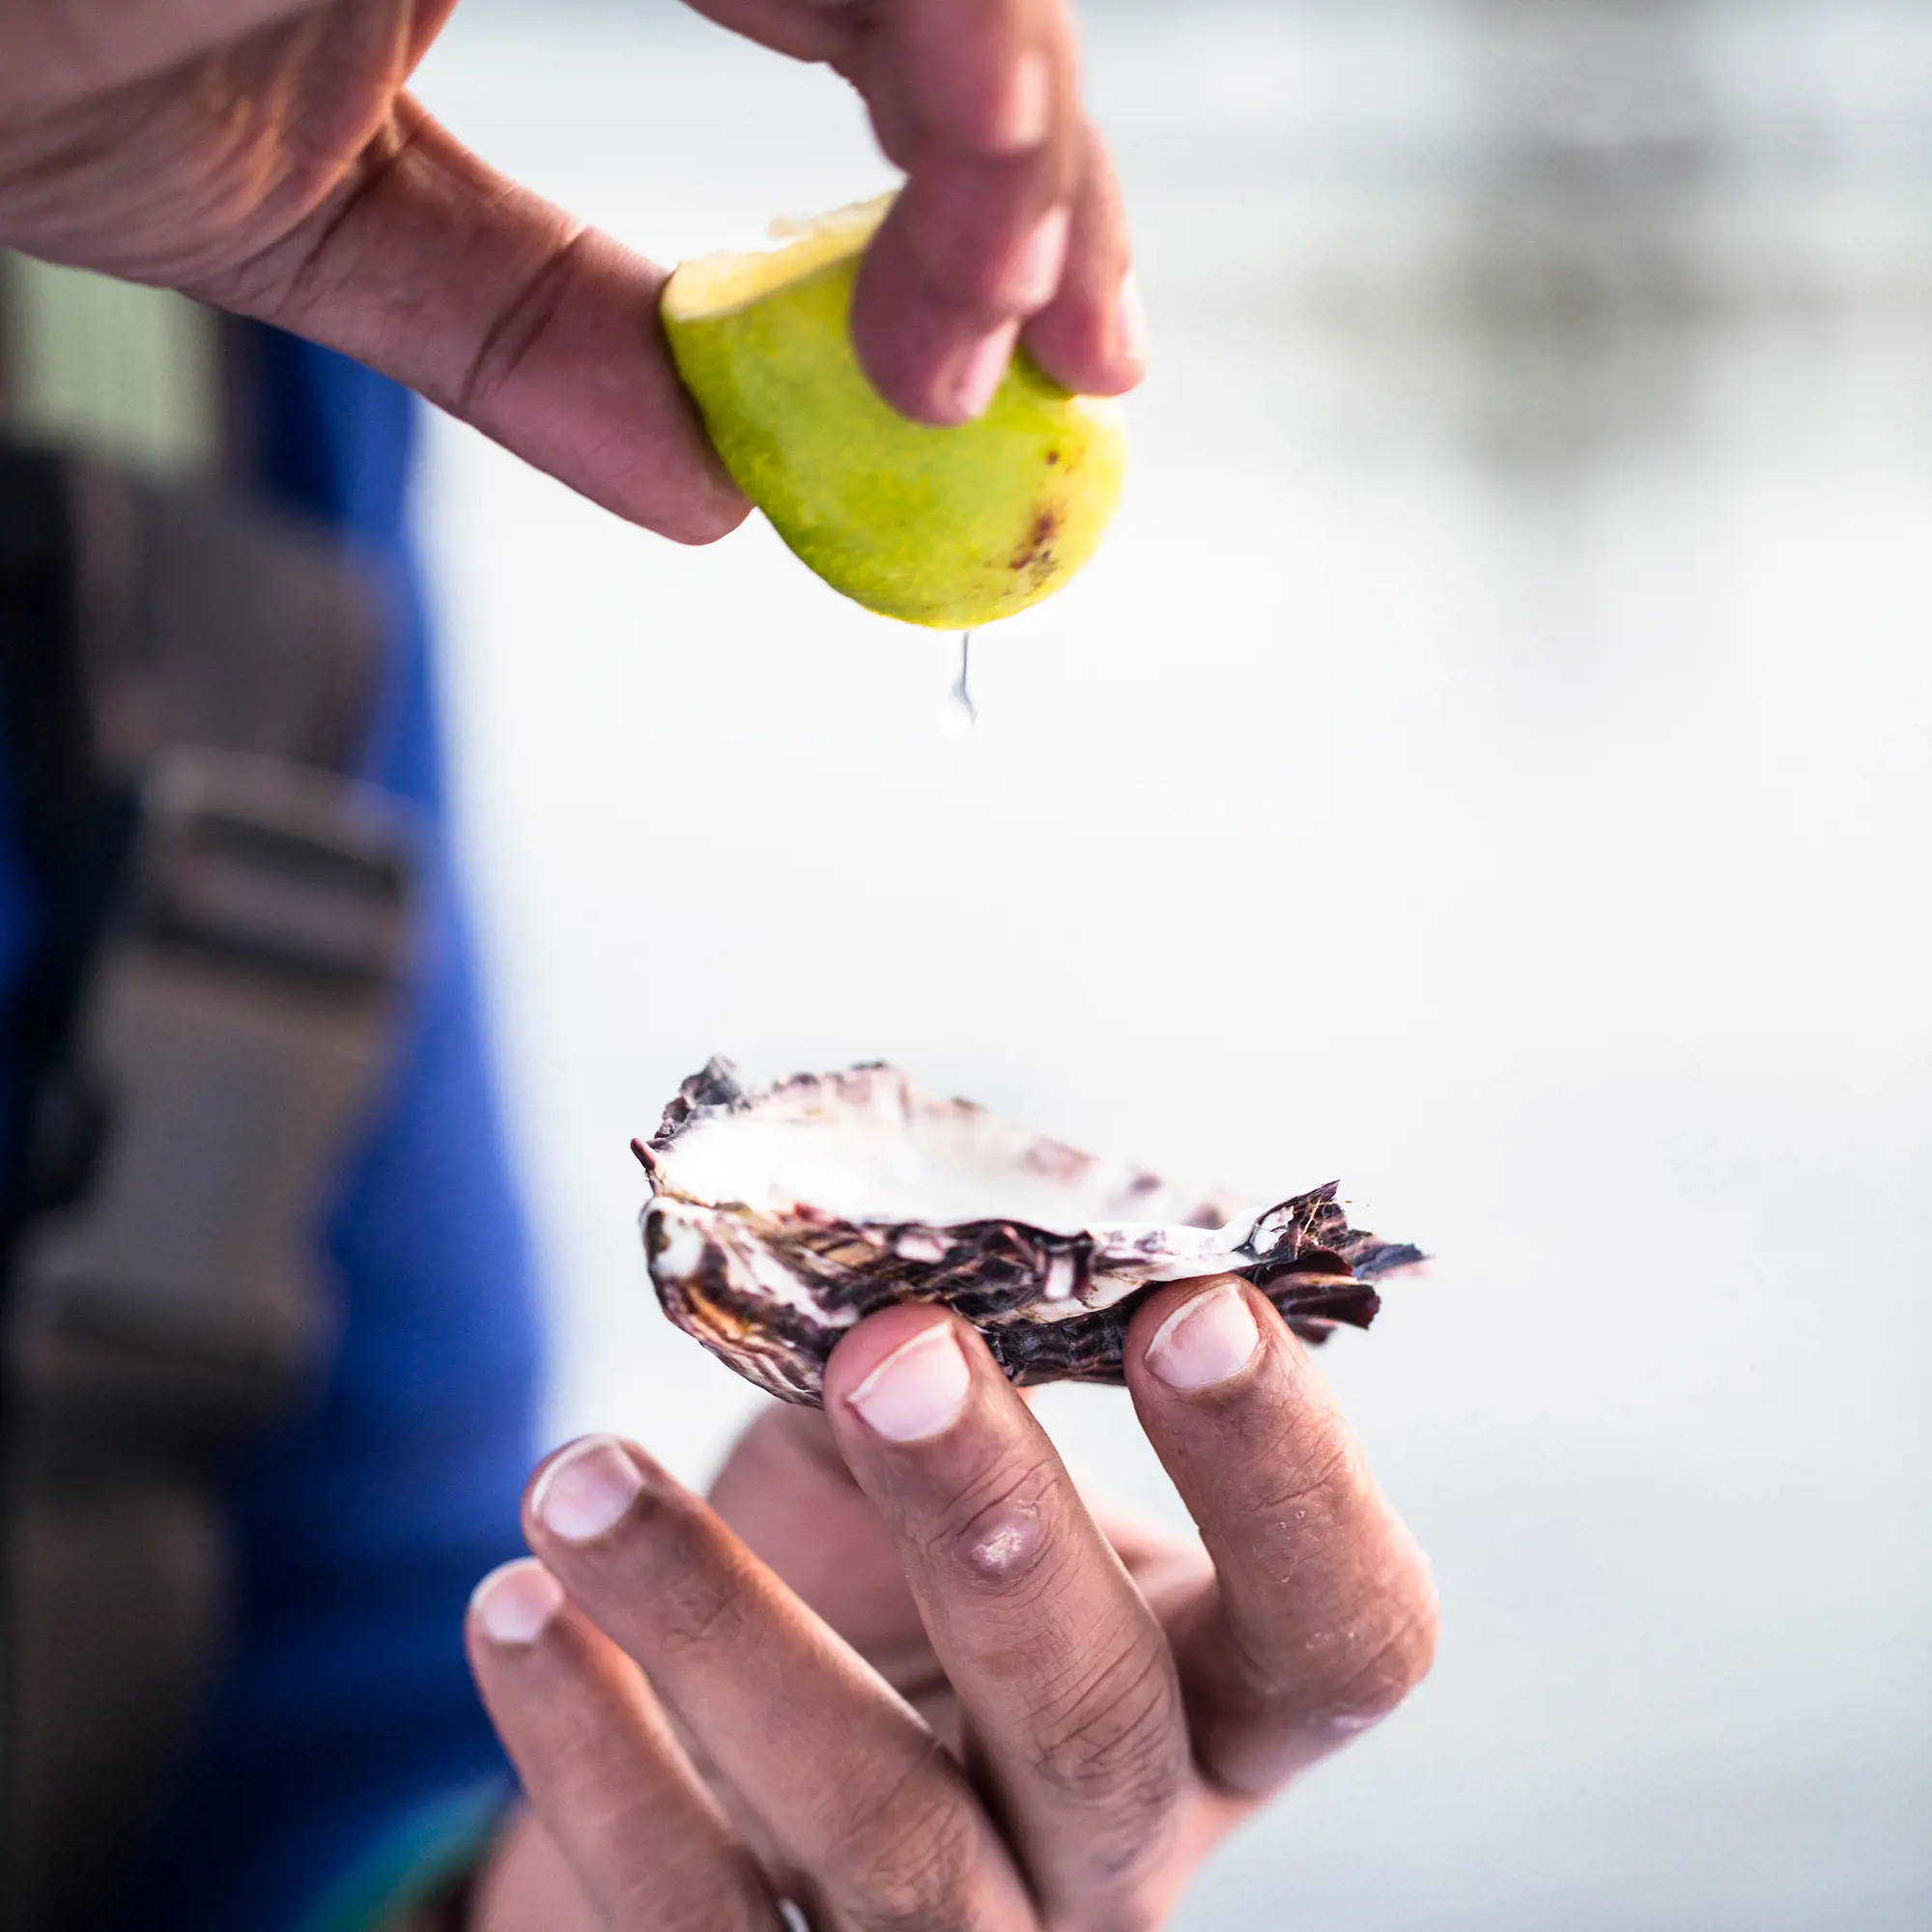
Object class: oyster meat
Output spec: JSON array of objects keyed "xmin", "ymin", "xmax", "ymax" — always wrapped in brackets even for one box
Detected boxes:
[{"xmin": 637, "ymin": 1060, "xmax": 1422, "ymax": 1406}]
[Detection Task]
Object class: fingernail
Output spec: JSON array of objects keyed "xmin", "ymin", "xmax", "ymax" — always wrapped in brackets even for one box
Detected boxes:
[
  {"xmin": 530, "ymin": 1435, "xmax": 644, "ymax": 1542},
  {"xmin": 1116, "ymin": 270, "xmax": 1149, "ymax": 367},
  {"xmin": 941, "ymin": 324, "xmax": 1017, "ymax": 421},
  {"xmin": 846, "ymin": 1324, "xmax": 972, "ymax": 1442},
  {"xmin": 1147, "ymin": 1283, "xmax": 1261, "ymax": 1392},
  {"xmin": 471, "ymin": 1559, "xmax": 563, "ymax": 1646},
  {"xmin": 990, "ymin": 50, "xmax": 1053, "ymax": 152},
  {"xmin": 1007, "ymin": 204, "xmax": 1071, "ymax": 311}
]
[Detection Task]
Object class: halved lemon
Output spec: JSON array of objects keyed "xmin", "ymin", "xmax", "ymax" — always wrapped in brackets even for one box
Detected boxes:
[{"xmin": 662, "ymin": 195, "xmax": 1126, "ymax": 630}]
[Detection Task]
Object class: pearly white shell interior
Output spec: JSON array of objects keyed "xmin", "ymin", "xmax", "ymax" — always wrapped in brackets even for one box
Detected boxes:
[{"xmin": 652, "ymin": 1070, "xmax": 1233, "ymax": 1235}]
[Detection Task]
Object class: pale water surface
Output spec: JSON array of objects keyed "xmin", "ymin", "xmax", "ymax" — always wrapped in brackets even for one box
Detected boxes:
[{"xmin": 416, "ymin": 5, "xmax": 1932, "ymax": 1925}]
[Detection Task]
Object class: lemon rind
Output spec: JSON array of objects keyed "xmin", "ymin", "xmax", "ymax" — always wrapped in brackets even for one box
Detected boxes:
[{"xmin": 663, "ymin": 194, "xmax": 893, "ymax": 324}]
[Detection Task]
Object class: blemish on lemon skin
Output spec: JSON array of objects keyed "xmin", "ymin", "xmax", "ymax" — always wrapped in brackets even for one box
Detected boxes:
[
  {"xmin": 1045, "ymin": 449, "xmax": 1061, "ymax": 466},
  {"xmin": 1011, "ymin": 506, "xmax": 1061, "ymax": 579}
]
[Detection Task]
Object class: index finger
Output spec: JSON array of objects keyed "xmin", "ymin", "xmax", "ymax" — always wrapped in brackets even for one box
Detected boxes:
[
  {"xmin": 675, "ymin": 0, "xmax": 1145, "ymax": 419},
  {"xmin": 518, "ymin": 1435, "xmax": 1035, "ymax": 1931},
  {"xmin": 846, "ymin": 0, "xmax": 1134, "ymax": 422},
  {"xmin": 1123, "ymin": 1278, "xmax": 1440, "ymax": 1798},
  {"xmin": 822, "ymin": 1306, "xmax": 1193, "ymax": 1923}
]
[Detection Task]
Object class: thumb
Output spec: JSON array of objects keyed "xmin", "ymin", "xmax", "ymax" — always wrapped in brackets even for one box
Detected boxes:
[{"xmin": 202, "ymin": 99, "xmax": 748, "ymax": 544}]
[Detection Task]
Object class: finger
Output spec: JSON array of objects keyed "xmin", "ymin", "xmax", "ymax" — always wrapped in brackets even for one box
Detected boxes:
[
  {"xmin": 466, "ymin": 1559, "xmax": 778, "ymax": 1930},
  {"xmin": 1018, "ymin": 117, "xmax": 1146, "ymax": 397},
  {"xmin": 522, "ymin": 1435, "xmax": 1035, "ymax": 1932},
  {"xmin": 1124, "ymin": 1279, "xmax": 1440, "ymax": 1798},
  {"xmin": 466, "ymin": 1809, "xmax": 607, "ymax": 1932},
  {"xmin": 894, "ymin": 0, "xmax": 1072, "ymax": 158},
  {"xmin": 822, "ymin": 1307, "xmax": 1190, "ymax": 1922},
  {"xmin": 196, "ymin": 99, "xmax": 748, "ymax": 543},
  {"xmin": 668, "ymin": 0, "xmax": 1142, "ymax": 419},
  {"xmin": 843, "ymin": 0, "xmax": 1083, "ymax": 422}
]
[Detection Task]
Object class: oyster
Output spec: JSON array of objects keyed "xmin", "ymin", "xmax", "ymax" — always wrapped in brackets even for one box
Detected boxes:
[{"xmin": 637, "ymin": 1060, "xmax": 1422, "ymax": 1406}]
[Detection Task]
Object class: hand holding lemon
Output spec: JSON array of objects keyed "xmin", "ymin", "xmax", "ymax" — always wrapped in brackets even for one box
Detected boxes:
[
  {"xmin": 0, "ymin": 0, "xmax": 1142, "ymax": 549},
  {"xmin": 664, "ymin": 195, "xmax": 1128, "ymax": 629}
]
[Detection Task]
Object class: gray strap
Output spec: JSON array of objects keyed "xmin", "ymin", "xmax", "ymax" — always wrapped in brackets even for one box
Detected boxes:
[{"xmin": 62, "ymin": 456, "xmax": 381, "ymax": 785}]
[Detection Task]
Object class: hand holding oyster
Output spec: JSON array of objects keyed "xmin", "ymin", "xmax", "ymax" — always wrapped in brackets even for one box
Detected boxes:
[{"xmin": 638, "ymin": 1061, "xmax": 1422, "ymax": 1405}]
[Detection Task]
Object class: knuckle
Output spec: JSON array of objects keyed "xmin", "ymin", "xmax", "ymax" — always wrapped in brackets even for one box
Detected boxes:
[
  {"xmin": 1031, "ymin": 1640, "xmax": 1187, "ymax": 1822},
  {"xmin": 1291, "ymin": 1568, "xmax": 1442, "ymax": 1743},
  {"xmin": 608, "ymin": 1872, "xmax": 742, "ymax": 1932},
  {"xmin": 455, "ymin": 224, "xmax": 592, "ymax": 416},
  {"xmin": 652, "ymin": 1578, "xmax": 747, "ymax": 1657},
  {"xmin": 828, "ymin": 1760, "xmax": 980, "ymax": 1930},
  {"xmin": 925, "ymin": 1451, "xmax": 1059, "ymax": 1591},
  {"xmin": 236, "ymin": 109, "xmax": 432, "ymax": 321},
  {"xmin": 1344, "ymin": 1569, "xmax": 1442, "ymax": 1710},
  {"xmin": 653, "ymin": 1572, "xmax": 754, "ymax": 1657},
  {"xmin": 640, "ymin": 1513, "xmax": 763, "ymax": 1657},
  {"xmin": 1250, "ymin": 1411, "xmax": 1369, "ymax": 1525},
  {"xmin": 901, "ymin": 171, "xmax": 1055, "ymax": 312}
]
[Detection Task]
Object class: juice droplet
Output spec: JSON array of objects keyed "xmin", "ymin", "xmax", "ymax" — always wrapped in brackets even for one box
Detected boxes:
[{"xmin": 948, "ymin": 630, "xmax": 979, "ymax": 732}]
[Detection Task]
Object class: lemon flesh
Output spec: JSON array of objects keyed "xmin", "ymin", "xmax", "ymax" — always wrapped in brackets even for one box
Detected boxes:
[{"xmin": 662, "ymin": 197, "xmax": 1126, "ymax": 630}]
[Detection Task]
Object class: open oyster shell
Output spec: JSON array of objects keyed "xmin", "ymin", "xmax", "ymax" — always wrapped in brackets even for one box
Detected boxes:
[{"xmin": 636, "ymin": 1060, "xmax": 1423, "ymax": 1406}]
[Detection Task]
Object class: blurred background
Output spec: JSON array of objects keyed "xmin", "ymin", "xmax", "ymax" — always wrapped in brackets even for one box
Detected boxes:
[
  {"xmin": 28, "ymin": 0, "xmax": 1913, "ymax": 1924},
  {"xmin": 391, "ymin": 1, "xmax": 1932, "ymax": 1925}
]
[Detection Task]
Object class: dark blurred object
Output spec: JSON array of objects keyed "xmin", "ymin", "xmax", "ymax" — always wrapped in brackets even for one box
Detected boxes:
[{"xmin": 0, "ymin": 442, "xmax": 420, "ymax": 1930}]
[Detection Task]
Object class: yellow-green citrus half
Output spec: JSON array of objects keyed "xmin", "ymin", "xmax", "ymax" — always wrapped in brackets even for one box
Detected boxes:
[{"xmin": 661, "ymin": 195, "xmax": 1126, "ymax": 630}]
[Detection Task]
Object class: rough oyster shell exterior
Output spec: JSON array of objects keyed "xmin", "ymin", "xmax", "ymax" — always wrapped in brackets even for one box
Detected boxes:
[{"xmin": 637, "ymin": 1060, "xmax": 1422, "ymax": 1406}]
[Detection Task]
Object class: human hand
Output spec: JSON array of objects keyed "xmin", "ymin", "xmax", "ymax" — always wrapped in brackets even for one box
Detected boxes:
[
  {"xmin": 1, "ymin": 1, "xmax": 1143, "ymax": 539},
  {"xmin": 463, "ymin": 1278, "xmax": 1437, "ymax": 1928}
]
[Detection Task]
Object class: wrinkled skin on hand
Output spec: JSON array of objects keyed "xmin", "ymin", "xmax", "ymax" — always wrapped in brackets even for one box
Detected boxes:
[
  {"xmin": 1, "ymin": 0, "xmax": 1145, "ymax": 538},
  {"xmin": 464, "ymin": 1283, "xmax": 1438, "ymax": 1930}
]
